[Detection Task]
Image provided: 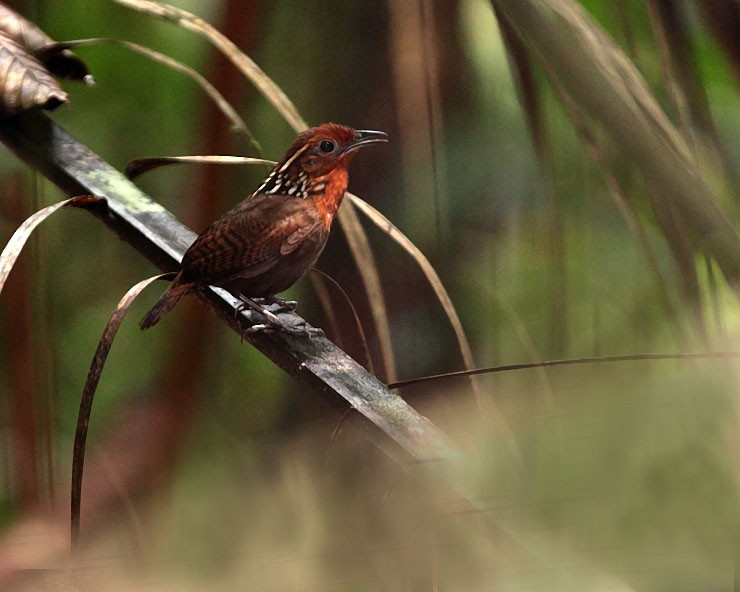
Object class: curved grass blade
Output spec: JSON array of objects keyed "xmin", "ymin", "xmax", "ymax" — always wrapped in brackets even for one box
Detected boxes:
[
  {"xmin": 41, "ymin": 39, "xmax": 252, "ymax": 141},
  {"xmin": 110, "ymin": 0, "xmax": 306, "ymax": 132},
  {"xmin": 348, "ymin": 193, "xmax": 524, "ymax": 466},
  {"xmin": 0, "ymin": 195, "xmax": 102, "ymax": 295},
  {"xmin": 71, "ymin": 273, "xmax": 171, "ymax": 549},
  {"xmin": 337, "ymin": 198, "xmax": 396, "ymax": 381},
  {"xmin": 0, "ymin": 3, "xmax": 92, "ymax": 84},
  {"xmin": 125, "ymin": 155, "xmax": 274, "ymax": 181},
  {"xmin": 388, "ymin": 351, "xmax": 740, "ymax": 390},
  {"xmin": 348, "ymin": 193, "xmax": 476, "ymax": 381},
  {"xmin": 309, "ymin": 267, "xmax": 374, "ymax": 375}
]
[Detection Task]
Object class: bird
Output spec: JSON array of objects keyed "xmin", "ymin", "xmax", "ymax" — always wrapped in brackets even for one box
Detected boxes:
[{"xmin": 139, "ymin": 123, "xmax": 388, "ymax": 333}]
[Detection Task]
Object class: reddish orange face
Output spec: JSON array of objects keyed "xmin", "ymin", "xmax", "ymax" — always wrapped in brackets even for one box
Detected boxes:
[{"xmin": 257, "ymin": 123, "xmax": 388, "ymax": 200}]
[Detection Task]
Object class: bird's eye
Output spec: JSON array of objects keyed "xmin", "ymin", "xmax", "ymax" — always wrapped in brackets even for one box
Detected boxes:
[{"xmin": 319, "ymin": 140, "xmax": 335, "ymax": 153}]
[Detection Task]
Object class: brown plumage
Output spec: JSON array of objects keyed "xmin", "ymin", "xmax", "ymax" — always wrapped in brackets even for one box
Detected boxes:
[{"xmin": 140, "ymin": 123, "xmax": 388, "ymax": 330}]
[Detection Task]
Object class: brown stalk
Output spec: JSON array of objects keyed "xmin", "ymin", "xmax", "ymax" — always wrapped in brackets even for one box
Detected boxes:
[{"xmin": 111, "ymin": 0, "xmax": 304, "ymax": 131}]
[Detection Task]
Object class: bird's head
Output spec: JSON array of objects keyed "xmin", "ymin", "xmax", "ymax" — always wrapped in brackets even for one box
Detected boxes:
[
  {"xmin": 289, "ymin": 123, "xmax": 388, "ymax": 176},
  {"xmin": 258, "ymin": 123, "xmax": 388, "ymax": 200}
]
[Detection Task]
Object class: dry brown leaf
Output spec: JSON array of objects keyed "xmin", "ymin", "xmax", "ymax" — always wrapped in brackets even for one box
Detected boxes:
[
  {"xmin": 0, "ymin": 3, "xmax": 93, "ymax": 113},
  {"xmin": 0, "ymin": 32, "xmax": 67, "ymax": 113},
  {"xmin": 0, "ymin": 2, "xmax": 92, "ymax": 83}
]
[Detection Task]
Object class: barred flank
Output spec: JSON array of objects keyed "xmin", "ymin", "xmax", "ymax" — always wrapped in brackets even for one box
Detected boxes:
[{"xmin": 139, "ymin": 278, "xmax": 191, "ymax": 330}]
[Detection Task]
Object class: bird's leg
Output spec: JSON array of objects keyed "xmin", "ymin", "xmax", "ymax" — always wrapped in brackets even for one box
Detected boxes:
[
  {"xmin": 232, "ymin": 298, "xmax": 273, "ymax": 340},
  {"xmin": 236, "ymin": 295, "xmax": 321, "ymax": 337},
  {"xmin": 236, "ymin": 295, "xmax": 285, "ymax": 331}
]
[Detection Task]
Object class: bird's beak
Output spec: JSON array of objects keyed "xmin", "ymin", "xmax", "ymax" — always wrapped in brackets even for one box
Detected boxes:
[{"xmin": 343, "ymin": 129, "xmax": 389, "ymax": 154}]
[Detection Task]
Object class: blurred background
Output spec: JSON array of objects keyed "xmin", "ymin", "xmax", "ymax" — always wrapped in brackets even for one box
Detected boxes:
[{"xmin": 0, "ymin": 0, "xmax": 739, "ymax": 589}]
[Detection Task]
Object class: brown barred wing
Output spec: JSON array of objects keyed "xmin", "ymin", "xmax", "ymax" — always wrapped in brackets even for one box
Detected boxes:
[{"xmin": 179, "ymin": 194, "xmax": 325, "ymax": 296}]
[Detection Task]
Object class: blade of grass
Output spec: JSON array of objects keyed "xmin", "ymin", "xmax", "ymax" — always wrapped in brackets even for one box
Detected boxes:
[
  {"xmin": 110, "ymin": 0, "xmax": 306, "ymax": 132},
  {"xmin": 348, "ymin": 193, "xmax": 524, "ymax": 466},
  {"xmin": 125, "ymin": 155, "xmax": 274, "ymax": 180},
  {"xmin": 41, "ymin": 38, "xmax": 254, "ymax": 143},
  {"xmin": 388, "ymin": 351, "xmax": 740, "ymax": 389},
  {"xmin": 336, "ymin": 197, "xmax": 396, "ymax": 382},
  {"xmin": 71, "ymin": 273, "xmax": 170, "ymax": 549},
  {"xmin": 348, "ymin": 193, "xmax": 474, "ymax": 380},
  {"xmin": 0, "ymin": 195, "xmax": 102, "ymax": 294},
  {"xmin": 309, "ymin": 268, "xmax": 374, "ymax": 375}
]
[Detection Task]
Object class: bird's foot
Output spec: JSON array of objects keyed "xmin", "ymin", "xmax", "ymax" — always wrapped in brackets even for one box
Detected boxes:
[
  {"xmin": 245, "ymin": 321, "xmax": 323, "ymax": 338},
  {"xmin": 237, "ymin": 295, "xmax": 322, "ymax": 338},
  {"xmin": 252, "ymin": 296, "xmax": 299, "ymax": 313},
  {"xmin": 273, "ymin": 297, "xmax": 299, "ymax": 312}
]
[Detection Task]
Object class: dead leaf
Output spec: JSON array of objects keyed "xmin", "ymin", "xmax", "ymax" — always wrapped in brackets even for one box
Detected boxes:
[
  {"xmin": 0, "ymin": 2, "xmax": 92, "ymax": 83},
  {"xmin": 0, "ymin": 32, "xmax": 67, "ymax": 113}
]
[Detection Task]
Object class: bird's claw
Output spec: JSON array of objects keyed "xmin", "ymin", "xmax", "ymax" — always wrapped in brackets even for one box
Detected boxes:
[
  {"xmin": 244, "ymin": 323, "xmax": 271, "ymax": 335},
  {"xmin": 274, "ymin": 298, "xmax": 298, "ymax": 312},
  {"xmin": 236, "ymin": 295, "xmax": 322, "ymax": 338},
  {"xmin": 253, "ymin": 296, "xmax": 299, "ymax": 313},
  {"xmin": 243, "ymin": 319, "xmax": 323, "ymax": 338}
]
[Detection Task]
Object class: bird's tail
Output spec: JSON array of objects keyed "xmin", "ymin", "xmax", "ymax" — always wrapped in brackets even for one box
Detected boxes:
[{"xmin": 140, "ymin": 276, "xmax": 191, "ymax": 330}]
